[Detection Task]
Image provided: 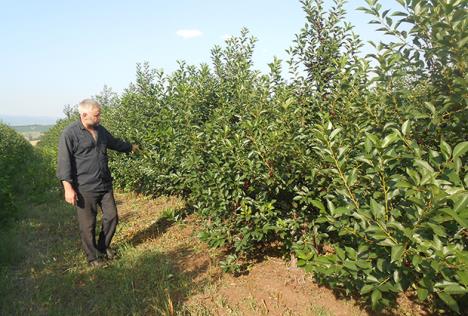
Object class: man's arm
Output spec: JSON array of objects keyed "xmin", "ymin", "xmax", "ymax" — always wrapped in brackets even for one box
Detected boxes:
[
  {"xmin": 104, "ymin": 128, "xmax": 138, "ymax": 153},
  {"xmin": 57, "ymin": 131, "xmax": 77, "ymax": 205}
]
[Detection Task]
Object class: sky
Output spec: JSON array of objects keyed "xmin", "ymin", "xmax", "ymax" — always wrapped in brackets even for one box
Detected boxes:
[{"xmin": 0, "ymin": 0, "xmax": 403, "ymax": 123}]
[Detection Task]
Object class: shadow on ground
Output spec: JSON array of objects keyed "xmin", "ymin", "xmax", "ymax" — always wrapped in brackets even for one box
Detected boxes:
[
  {"xmin": 129, "ymin": 216, "xmax": 175, "ymax": 246},
  {"xmin": 0, "ymin": 193, "xmax": 205, "ymax": 315},
  {"xmin": 4, "ymin": 246, "xmax": 211, "ymax": 315}
]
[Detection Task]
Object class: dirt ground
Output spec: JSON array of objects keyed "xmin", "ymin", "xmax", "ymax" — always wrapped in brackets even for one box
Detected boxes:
[
  {"xmin": 114, "ymin": 193, "xmax": 430, "ymax": 316},
  {"xmin": 187, "ymin": 258, "xmax": 369, "ymax": 316}
]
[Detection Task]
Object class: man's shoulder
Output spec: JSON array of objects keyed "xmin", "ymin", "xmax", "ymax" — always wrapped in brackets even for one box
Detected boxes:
[
  {"xmin": 97, "ymin": 124, "xmax": 110, "ymax": 134},
  {"xmin": 62, "ymin": 120, "xmax": 81, "ymax": 136}
]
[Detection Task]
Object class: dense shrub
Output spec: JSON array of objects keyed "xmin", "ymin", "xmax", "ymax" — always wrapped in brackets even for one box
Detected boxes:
[
  {"xmin": 0, "ymin": 123, "xmax": 53, "ymax": 224},
  {"xmin": 290, "ymin": 0, "xmax": 468, "ymax": 312}
]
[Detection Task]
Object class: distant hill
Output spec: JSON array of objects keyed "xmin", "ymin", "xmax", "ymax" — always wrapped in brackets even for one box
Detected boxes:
[
  {"xmin": 11, "ymin": 124, "xmax": 53, "ymax": 142},
  {"xmin": 0, "ymin": 114, "xmax": 60, "ymax": 125},
  {"xmin": 13, "ymin": 124, "xmax": 53, "ymax": 133}
]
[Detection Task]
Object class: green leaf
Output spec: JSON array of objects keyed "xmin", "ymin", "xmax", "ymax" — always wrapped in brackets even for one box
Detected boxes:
[
  {"xmin": 395, "ymin": 179, "xmax": 412, "ymax": 188},
  {"xmin": 458, "ymin": 36, "xmax": 468, "ymax": 48},
  {"xmin": 431, "ymin": 260, "xmax": 441, "ymax": 273},
  {"xmin": 368, "ymin": 225, "xmax": 388, "ymax": 240},
  {"xmin": 347, "ymin": 168, "xmax": 358, "ymax": 186},
  {"xmin": 412, "ymin": 255, "xmax": 422, "ymax": 267},
  {"xmin": 356, "ymin": 156, "xmax": 374, "ymax": 166},
  {"xmin": 424, "ymin": 102, "xmax": 436, "ymax": 115},
  {"xmin": 311, "ymin": 200, "xmax": 325, "ymax": 212},
  {"xmin": 393, "ymin": 269, "xmax": 400, "ymax": 284},
  {"xmin": 345, "ymin": 247, "xmax": 357, "ymax": 260},
  {"xmin": 401, "ymin": 120, "xmax": 410, "ymax": 136},
  {"xmin": 370, "ymin": 199, "xmax": 385, "ymax": 219},
  {"xmin": 414, "ymin": 159, "xmax": 434, "ymax": 173},
  {"xmin": 367, "ymin": 274, "xmax": 380, "ymax": 283},
  {"xmin": 450, "ymin": 193, "xmax": 468, "ymax": 214},
  {"xmin": 453, "ymin": 141, "xmax": 468, "ymax": 159},
  {"xmin": 428, "ymin": 223, "xmax": 446, "ymax": 237},
  {"xmin": 336, "ymin": 247, "xmax": 345, "ymax": 260},
  {"xmin": 366, "ymin": 133, "xmax": 379, "ymax": 146},
  {"xmin": 417, "ymin": 288, "xmax": 429, "ymax": 301},
  {"xmin": 391, "ymin": 245, "xmax": 404, "ymax": 263},
  {"xmin": 356, "ymin": 260, "xmax": 371, "ymax": 269},
  {"xmin": 371, "ymin": 289, "xmax": 382, "ymax": 310},
  {"xmin": 457, "ymin": 270, "xmax": 468, "ymax": 287},
  {"xmin": 334, "ymin": 207, "xmax": 349, "ymax": 217},
  {"xmin": 443, "ymin": 284, "xmax": 467, "ymax": 295},
  {"xmin": 296, "ymin": 250, "xmax": 314, "ymax": 261},
  {"xmin": 365, "ymin": 135, "xmax": 373, "ymax": 153},
  {"xmin": 378, "ymin": 238, "xmax": 396, "ymax": 247},
  {"xmin": 361, "ymin": 284, "xmax": 374, "ymax": 295},
  {"xmin": 441, "ymin": 209, "xmax": 467, "ymax": 228},
  {"xmin": 440, "ymin": 140, "xmax": 452, "ymax": 160},
  {"xmin": 343, "ymin": 261, "xmax": 358, "ymax": 271},
  {"xmin": 454, "ymin": 157, "xmax": 462, "ymax": 174},
  {"xmin": 406, "ymin": 168, "xmax": 420, "ymax": 185},
  {"xmin": 382, "ymin": 132, "xmax": 399, "ymax": 148},
  {"xmin": 392, "ymin": 11, "xmax": 407, "ymax": 17},
  {"xmin": 437, "ymin": 292, "xmax": 460, "ymax": 314},
  {"xmin": 330, "ymin": 128, "xmax": 342, "ymax": 140}
]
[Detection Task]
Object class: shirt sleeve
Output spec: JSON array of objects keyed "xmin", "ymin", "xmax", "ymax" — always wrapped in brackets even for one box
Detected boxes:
[
  {"xmin": 57, "ymin": 131, "xmax": 74, "ymax": 183},
  {"xmin": 105, "ymin": 128, "xmax": 132, "ymax": 153}
]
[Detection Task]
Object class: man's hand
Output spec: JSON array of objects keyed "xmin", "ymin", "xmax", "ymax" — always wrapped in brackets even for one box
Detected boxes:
[
  {"xmin": 62, "ymin": 181, "xmax": 77, "ymax": 205},
  {"xmin": 131, "ymin": 144, "xmax": 140, "ymax": 154},
  {"xmin": 64, "ymin": 189, "xmax": 77, "ymax": 205}
]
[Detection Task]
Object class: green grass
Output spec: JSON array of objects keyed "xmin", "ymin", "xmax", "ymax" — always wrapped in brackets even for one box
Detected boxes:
[{"xmin": 0, "ymin": 192, "xmax": 194, "ymax": 316}]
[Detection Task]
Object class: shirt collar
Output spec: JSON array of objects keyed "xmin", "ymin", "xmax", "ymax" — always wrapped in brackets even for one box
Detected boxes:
[{"xmin": 78, "ymin": 120, "xmax": 87, "ymax": 130}]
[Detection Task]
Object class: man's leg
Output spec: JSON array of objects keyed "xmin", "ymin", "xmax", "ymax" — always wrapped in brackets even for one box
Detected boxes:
[
  {"xmin": 97, "ymin": 190, "xmax": 118, "ymax": 253},
  {"xmin": 76, "ymin": 191, "xmax": 101, "ymax": 262}
]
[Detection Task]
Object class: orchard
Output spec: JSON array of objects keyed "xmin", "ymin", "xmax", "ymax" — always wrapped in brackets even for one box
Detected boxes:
[{"xmin": 35, "ymin": 0, "xmax": 467, "ymax": 313}]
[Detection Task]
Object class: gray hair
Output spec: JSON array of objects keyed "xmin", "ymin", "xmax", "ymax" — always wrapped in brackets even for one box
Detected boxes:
[{"xmin": 78, "ymin": 99, "xmax": 101, "ymax": 115}]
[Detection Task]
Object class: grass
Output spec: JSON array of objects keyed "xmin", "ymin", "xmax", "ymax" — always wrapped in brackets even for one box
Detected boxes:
[
  {"xmin": 0, "ymin": 191, "xmax": 194, "ymax": 315},
  {"xmin": 307, "ymin": 305, "xmax": 334, "ymax": 316}
]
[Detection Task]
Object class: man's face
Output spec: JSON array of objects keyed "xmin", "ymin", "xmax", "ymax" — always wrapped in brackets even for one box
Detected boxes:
[{"xmin": 82, "ymin": 107, "xmax": 101, "ymax": 127}]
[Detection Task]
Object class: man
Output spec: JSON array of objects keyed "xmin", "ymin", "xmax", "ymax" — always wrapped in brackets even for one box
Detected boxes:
[{"xmin": 57, "ymin": 99, "xmax": 138, "ymax": 266}]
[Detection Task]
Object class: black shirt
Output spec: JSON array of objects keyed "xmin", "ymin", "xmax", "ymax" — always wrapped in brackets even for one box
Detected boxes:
[{"xmin": 57, "ymin": 120, "xmax": 131, "ymax": 192}]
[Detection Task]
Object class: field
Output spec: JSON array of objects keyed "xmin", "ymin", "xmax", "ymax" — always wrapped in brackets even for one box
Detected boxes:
[{"xmin": 11, "ymin": 124, "xmax": 53, "ymax": 141}]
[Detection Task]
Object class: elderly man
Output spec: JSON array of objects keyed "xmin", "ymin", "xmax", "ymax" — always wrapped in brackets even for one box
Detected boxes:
[{"xmin": 57, "ymin": 99, "xmax": 138, "ymax": 266}]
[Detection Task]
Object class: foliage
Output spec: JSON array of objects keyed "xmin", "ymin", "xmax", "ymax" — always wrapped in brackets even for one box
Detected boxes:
[
  {"xmin": 0, "ymin": 123, "xmax": 53, "ymax": 225},
  {"xmin": 294, "ymin": 120, "xmax": 467, "ymax": 312},
  {"xmin": 359, "ymin": 0, "xmax": 467, "ymax": 144}
]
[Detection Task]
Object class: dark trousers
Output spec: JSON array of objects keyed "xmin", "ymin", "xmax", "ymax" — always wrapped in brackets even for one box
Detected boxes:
[{"xmin": 76, "ymin": 190, "xmax": 118, "ymax": 262}]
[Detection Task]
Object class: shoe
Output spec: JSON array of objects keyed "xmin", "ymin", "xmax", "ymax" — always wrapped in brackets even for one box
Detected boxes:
[
  {"xmin": 98, "ymin": 248, "xmax": 117, "ymax": 260},
  {"xmin": 105, "ymin": 248, "xmax": 117, "ymax": 260},
  {"xmin": 88, "ymin": 259, "xmax": 105, "ymax": 267}
]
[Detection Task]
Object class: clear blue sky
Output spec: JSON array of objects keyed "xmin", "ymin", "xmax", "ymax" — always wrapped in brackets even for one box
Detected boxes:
[{"xmin": 0, "ymin": 0, "xmax": 402, "ymax": 121}]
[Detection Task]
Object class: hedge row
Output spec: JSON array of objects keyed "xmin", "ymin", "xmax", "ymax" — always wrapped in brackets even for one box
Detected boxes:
[{"xmin": 0, "ymin": 123, "xmax": 53, "ymax": 225}]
